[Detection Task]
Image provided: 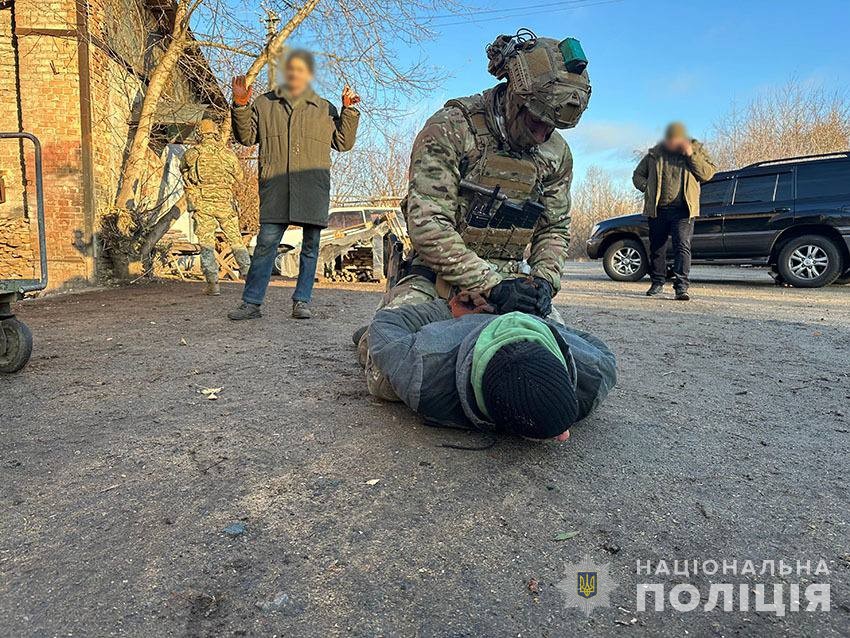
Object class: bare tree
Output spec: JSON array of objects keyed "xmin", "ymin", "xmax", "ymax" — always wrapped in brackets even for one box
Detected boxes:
[
  {"xmin": 106, "ymin": 0, "xmax": 461, "ymax": 277},
  {"xmin": 567, "ymin": 166, "xmax": 639, "ymax": 260},
  {"xmin": 711, "ymin": 80, "xmax": 850, "ymax": 170},
  {"xmin": 331, "ymin": 130, "xmax": 412, "ymax": 206}
]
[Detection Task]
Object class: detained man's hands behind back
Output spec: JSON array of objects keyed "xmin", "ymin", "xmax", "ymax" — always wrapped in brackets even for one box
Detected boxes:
[{"xmin": 448, "ymin": 291, "xmax": 496, "ymax": 318}]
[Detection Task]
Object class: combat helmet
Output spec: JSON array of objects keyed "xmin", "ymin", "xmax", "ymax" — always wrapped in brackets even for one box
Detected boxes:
[
  {"xmin": 198, "ymin": 118, "xmax": 219, "ymax": 137},
  {"xmin": 486, "ymin": 29, "xmax": 591, "ymax": 129}
]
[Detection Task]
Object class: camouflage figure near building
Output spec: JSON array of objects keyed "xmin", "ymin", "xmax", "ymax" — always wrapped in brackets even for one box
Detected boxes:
[
  {"xmin": 180, "ymin": 118, "xmax": 251, "ymax": 296},
  {"xmin": 358, "ymin": 30, "xmax": 592, "ymax": 399}
]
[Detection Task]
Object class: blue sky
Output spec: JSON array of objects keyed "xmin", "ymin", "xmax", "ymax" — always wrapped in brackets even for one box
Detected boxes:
[{"xmin": 391, "ymin": 0, "xmax": 850, "ymax": 185}]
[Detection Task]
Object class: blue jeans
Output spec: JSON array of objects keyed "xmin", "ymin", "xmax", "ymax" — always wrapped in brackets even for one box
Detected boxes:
[{"xmin": 242, "ymin": 223, "xmax": 322, "ymax": 305}]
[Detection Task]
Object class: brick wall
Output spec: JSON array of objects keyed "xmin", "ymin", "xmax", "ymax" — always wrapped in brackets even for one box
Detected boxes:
[
  {"xmin": 0, "ymin": 0, "xmax": 221, "ymax": 288},
  {"xmin": 0, "ymin": 216, "xmax": 34, "ymax": 278},
  {"xmin": 0, "ymin": 0, "xmax": 91, "ymax": 287},
  {"xmin": 0, "ymin": 2, "xmax": 35, "ymax": 283}
]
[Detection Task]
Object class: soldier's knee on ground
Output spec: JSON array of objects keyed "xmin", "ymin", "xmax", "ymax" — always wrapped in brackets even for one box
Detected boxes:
[{"xmin": 381, "ymin": 274, "xmax": 439, "ymax": 310}]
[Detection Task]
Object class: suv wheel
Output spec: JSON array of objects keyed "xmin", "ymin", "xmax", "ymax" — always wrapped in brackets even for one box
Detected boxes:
[
  {"xmin": 603, "ymin": 239, "xmax": 648, "ymax": 282},
  {"xmin": 777, "ymin": 235, "xmax": 843, "ymax": 288}
]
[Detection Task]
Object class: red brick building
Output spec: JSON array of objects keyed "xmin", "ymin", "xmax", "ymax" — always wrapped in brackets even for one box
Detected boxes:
[{"xmin": 0, "ymin": 0, "xmax": 225, "ymax": 288}]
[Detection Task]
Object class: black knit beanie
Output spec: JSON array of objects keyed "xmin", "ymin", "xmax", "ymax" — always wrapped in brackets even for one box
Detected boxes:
[{"xmin": 481, "ymin": 340, "xmax": 578, "ymax": 439}]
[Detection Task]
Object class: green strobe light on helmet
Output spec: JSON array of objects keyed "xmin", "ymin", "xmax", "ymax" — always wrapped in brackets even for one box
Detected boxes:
[{"xmin": 486, "ymin": 29, "xmax": 591, "ymax": 130}]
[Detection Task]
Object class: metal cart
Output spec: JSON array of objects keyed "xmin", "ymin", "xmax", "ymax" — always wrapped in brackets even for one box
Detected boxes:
[{"xmin": 0, "ymin": 132, "xmax": 47, "ymax": 373}]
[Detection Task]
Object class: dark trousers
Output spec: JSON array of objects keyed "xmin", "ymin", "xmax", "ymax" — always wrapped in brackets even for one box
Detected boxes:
[
  {"xmin": 242, "ymin": 222, "xmax": 322, "ymax": 305},
  {"xmin": 648, "ymin": 206, "xmax": 694, "ymax": 289}
]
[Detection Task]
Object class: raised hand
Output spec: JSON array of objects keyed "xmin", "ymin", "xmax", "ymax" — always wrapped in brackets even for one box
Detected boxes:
[
  {"xmin": 342, "ymin": 84, "xmax": 361, "ymax": 108},
  {"xmin": 232, "ymin": 75, "xmax": 253, "ymax": 107}
]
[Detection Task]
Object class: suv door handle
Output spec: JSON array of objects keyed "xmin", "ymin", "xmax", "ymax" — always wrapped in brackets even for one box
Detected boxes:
[{"xmin": 773, "ymin": 206, "xmax": 791, "ymax": 213}]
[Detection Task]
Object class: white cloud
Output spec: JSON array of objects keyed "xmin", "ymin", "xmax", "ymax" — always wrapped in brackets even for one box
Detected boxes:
[{"xmin": 568, "ymin": 119, "xmax": 656, "ymax": 160}]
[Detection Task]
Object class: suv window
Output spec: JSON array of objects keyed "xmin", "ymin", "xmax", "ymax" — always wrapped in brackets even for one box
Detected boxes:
[
  {"xmin": 329, "ymin": 211, "xmax": 366, "ymax": 229},
  {"xmin": 796, "ymin": 161, "xmax": 850, "ymax": 199},
  {"xmin": 775, "ymin": 172, "xmax": 793, "ymax": 200},
  {"xmin": 733, "ymin": 174, "xmax": 779, "ymax": 204},
  {"xmin": 700, "ymin": 180, "xmax": 732, "ymax": 208}
]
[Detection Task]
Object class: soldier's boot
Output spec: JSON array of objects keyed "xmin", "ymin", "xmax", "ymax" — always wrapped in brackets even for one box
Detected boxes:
[
  {"xmin": 292, "ymin": 300, "xmax": 312, "ymax": 319},
  {"xmin": 233, "ymin": 248, "xmax": 252, "ymax": 279},
  {"xmin": 228, "ymin": 302, "xmax": 262, "ymax": 321},
  {"xmin": 200, "ymin": 246, "xmax": 220, "ymax": 295}
]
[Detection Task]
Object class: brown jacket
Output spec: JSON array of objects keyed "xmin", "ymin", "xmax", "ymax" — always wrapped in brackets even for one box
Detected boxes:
[
  {"xmin": 232, "ymin": 87, "xmax": 359, "ymax": 227},
  {"xmin": 632, "ymin": 141, "xmax": 716, "ymax": 218}
]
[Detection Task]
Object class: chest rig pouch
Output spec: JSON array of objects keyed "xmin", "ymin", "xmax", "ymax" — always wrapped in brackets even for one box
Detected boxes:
[
  {"xmin": 445, "ymin": 97, "xmax": 545, "ymax": 263},
  {"xmin": 193, "ymin": 144, "xmax": 234, "ymax": 201}
]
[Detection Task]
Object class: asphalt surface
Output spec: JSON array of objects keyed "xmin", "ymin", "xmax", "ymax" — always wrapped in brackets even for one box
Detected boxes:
[{"xmin": 1, "ymin": 263, "xmax": 848, "ymax": 637}]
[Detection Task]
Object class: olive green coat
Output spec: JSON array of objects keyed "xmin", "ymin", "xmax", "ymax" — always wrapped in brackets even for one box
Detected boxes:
[
  {"xmin": 632, "ymin": 141, "xmax": 716, "ymax": 218},
  {"xmin": 232, "ymin": 87, "xmax": 360, "ymax": 227}
]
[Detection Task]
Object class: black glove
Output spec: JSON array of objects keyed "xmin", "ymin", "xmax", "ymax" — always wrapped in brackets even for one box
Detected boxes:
[
  {"xmin": 533, "ymin": 277, "xmax": 554, "ymax": 317},
  {"xmin": 487, "ymin": 278, "xmax": 540, "ymax": 315}
]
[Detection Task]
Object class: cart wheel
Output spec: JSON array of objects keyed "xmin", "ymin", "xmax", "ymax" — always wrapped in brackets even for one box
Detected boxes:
[{"xmin": 0, "ymin": 318, "xmax": 33, "ymax": 373}]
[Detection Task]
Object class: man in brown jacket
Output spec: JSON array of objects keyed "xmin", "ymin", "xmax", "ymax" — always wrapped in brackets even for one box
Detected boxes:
[
  {"xmin": 633, "ymin": 122, "xmax": 716, "ymax": 300},
  {"xmin": 227, "ymin": 49, "xmax": 360, "ymax": 320}
]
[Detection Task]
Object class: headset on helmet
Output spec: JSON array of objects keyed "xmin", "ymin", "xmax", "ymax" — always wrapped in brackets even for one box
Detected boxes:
[{"xmin": 486, "ymin": 29, "xmax": 591, "ymax": 130}]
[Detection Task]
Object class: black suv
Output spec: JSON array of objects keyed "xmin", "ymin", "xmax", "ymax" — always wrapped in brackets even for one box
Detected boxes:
[{"xmin": 586, "ymin": 152, "xmax": 850, "ymax": 287}]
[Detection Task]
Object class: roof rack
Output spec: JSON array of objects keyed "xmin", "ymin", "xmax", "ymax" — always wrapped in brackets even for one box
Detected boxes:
[{"xmin": 744, "ymin": 151, "xmax": 850, "ymax": 169}]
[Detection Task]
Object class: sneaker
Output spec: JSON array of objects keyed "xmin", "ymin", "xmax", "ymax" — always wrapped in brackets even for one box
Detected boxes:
[
  {"xmin": 675, "ymin": 290, "xmax": 691, "ymax": 301},
  {"xmin": 227, "ymin": 302, "xmax": 262, "ymax": 320},
  {"xmin": 204, "ymin": 282, "xmax": 221, "ymax": 296},
  {"xmin": 646, "ymin": 283, "xmax": 663, "ymax": 297},
  {"xmin": 292, "ymin": 300, "xmax": 312, "ymax": 319}
]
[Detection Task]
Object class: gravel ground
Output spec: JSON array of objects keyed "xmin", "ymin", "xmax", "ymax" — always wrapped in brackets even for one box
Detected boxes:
[{"xmin": 1, "ymin": 263, "xmax": 848, "ymax": 637}]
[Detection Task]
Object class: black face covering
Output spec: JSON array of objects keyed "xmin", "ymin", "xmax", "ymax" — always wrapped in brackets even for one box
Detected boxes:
[{"xmin": 504, "ymin": 85, "xmax": 546, "ymax": 151}]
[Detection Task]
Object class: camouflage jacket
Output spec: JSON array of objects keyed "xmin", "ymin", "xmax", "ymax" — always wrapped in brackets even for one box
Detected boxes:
[
  {"xmin": 181, "ymin": 138, "xmax": 243, "ymax": 206},
  {"xmin": 407, "ymin": 84, "xmax": 573, "ymax": 292}
]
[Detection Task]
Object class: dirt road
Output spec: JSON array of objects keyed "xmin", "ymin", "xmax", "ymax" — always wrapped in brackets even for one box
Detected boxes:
[{"xmin": 1, "ymin": 264, "xmax": 848, "ymax": 636}]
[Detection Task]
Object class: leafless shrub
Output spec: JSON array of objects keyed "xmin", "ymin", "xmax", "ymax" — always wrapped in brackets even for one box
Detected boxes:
[
  {"xmin": 568, "ymin": 166, "xmax": 640, "ymax": 260},
  {"xmin": 331, "ymin": 130, "xmax": 412, "ymax": 206},
  {"xmin": 710, "ymin": 80, "xmax": 850, "ymax": 170}
]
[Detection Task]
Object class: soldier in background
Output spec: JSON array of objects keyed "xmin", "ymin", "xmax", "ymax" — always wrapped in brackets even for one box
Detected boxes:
[
  {"xmin": 357, "ymin": 30, "xmax": 592, "ymax": 399},
  {"xmin": 180, "ymin": 118, "xmax": 251, "ymax": 296}
]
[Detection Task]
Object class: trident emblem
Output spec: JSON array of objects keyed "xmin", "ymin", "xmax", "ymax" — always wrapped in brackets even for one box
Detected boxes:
[{"xmin": 577, "ymin": 572, "xmax": 597, "ymax": 599}]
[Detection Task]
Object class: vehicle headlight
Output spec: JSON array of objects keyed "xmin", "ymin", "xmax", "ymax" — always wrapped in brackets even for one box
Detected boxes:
[{"xmin": 590, "ymin": 223, "xmax": 600, "ymax": 237}]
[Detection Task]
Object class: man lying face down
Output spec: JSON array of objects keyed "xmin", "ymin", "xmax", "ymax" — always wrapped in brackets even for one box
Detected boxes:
[{"xmin": 362, "ymin": 293, "xmax": 617, "ymax": 441}]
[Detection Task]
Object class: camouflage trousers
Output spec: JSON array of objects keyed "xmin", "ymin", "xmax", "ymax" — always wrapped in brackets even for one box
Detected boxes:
[
  {"xmin": 357, "ymin": 274, "xmax": 564, "ymax": 401},
  {"xmin": 193, "ymin": 205, "xmax": 250, "ymax": 280}
]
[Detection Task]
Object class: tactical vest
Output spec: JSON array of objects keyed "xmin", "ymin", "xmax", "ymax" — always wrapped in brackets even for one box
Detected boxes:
[
  {"xmin": 445, "ymin": 94, "xmax": 546, "ymax": 264},
  {"xmin": 187, "ymin": 142, "xmax": 237, "ymax": 202}
]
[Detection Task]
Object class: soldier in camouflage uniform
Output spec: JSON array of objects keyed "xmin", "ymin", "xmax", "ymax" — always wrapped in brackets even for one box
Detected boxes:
[
  {"xmin": 358, "ymin": 31, "xmax": 592, "ymax": 400},
  {"xmin": 181, "ymin": 119, "xmax": 251, "ymax": 296}
]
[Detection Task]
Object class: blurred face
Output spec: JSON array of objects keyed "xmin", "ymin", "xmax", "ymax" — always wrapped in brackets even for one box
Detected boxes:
[
  {"xmin": 664, "ymin": 134, "xmax": 684, "ymax": 152},
  {"xmin": 284, "ymin": 57, "xmax": 313, "ymax": 97},
  {"xmin": 663, "ymin": 123, "xmax": 688, "ymax": 151}
]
